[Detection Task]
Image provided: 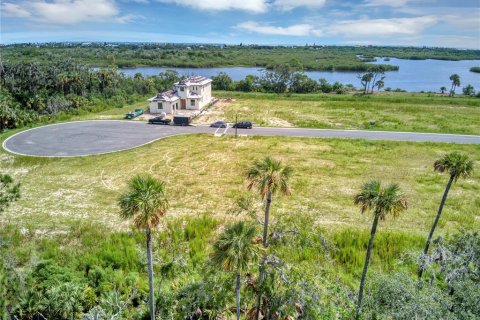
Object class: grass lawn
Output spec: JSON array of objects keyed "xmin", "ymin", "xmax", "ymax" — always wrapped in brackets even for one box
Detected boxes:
[
  {"xmin": 1, "ymin": 134, "xmax": 478, "ymax": 236},
  {"xmin": 210, "ymin": 91, "xmax": 480, "ymax": 135}
]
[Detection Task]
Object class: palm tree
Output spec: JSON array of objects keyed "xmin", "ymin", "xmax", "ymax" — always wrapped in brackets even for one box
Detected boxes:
[
  {"xmin": 246, "ymin": 157, "xmax": 292, "ymax": 248},
  {"xmin": 353, "ymin": 180, "xmax": 408, "ymax": 318},
  {"xmin": 440, "ymin": 86, "xmax": 447, "ymax": 94},
  {"xmin": 118, "ymin": 174, "xmax": 168, "ymax": 320},
  {"xmin": 417, "ymin": 152, "xmax": 473, "ymax": 282},
  {"xmin": 449, "ymin": 74, "xmax": 460, "ymax": 96},
  {"xmin": 246, "ymin": 156, "xmax": 292, "ymax": 320},
  {"xmin": 211, "ymin": 222, "xmax": 260, "ymax": 320}
]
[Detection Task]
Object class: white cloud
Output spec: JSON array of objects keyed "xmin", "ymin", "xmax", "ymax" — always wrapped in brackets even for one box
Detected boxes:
[
  {"xmin": 1, "ymin": 3, "xmax": 32, "ymax": 17},
  {"xmin": 30, "ymin": 0, "xmax": 119, "ymax": 24},
  {"xmin": 156, "ymin": 0, "xmax": 268, "ymax": 13},
  {"xmin": 362, "ymin": 0, "xmax": 411, "ymax": 7},
  {"xmin": 273, "ymin": 0, "xmax": 326, "ymax": 11},
  {"xmin": 235, "ymin": 16, "xmax": 439, "ymax": 40},
  {"xmin": 155, "ymin": 0, "xmax": 326, "ymax": 13},
  {"xmin": 236, "ymin": 21, "xmax": 322, "ymax": 36},
  {"xmin": 0, "ymin": 0, "xmax": 143, "ymax": 25},
  {"xmin": 116, "ymin": 14, "xmax": 144, "ymax": 23},
  {"xmin": 329, "ymin": 16, "xmax": 438, "ymax": 36}
]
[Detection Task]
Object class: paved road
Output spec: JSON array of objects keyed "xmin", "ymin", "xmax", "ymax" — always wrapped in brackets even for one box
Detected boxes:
[{"xmin": 3, "ymin": 120, "xmax": 480, "ymax": 157}]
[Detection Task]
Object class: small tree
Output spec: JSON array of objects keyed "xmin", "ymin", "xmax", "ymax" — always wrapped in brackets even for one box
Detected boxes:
[
  {"xmin": 462, "ymin": 84, "xmax": 475, "ymax": 96},
  {"xmin": 375, "ymin": 80, "xmax": 385, "ymax": 92},
  {"xmin": 118, "ymin": 174, "xmax": 169, "ymax": 320},
  {"xmin": 212, "ymin": 72, "xmax": 234, "ymax": 91},
  {"xmin": 418, "ymin": 152, "xmax": 473, "ymax": 283},
  {"xmin": 353, "ymin": 180, "xmax": 408, "ymax": 318},
  {"xmin": 211, "ymin": 222, "xmax": 260, "ymax": 320},
  {"xmin": 359, "ymin": 72, "xmax": 374, "ymax": 94},
  {"xmin": 449, "ymin": 74, "xmax": 461, "ymax": 96},
  {"xmin": 440, "ymin": 86, "xmax": 447, "ymax": 94},
  {"xmin": 0, "ymin": 173, "xmax": 20, "ymax": 213}
]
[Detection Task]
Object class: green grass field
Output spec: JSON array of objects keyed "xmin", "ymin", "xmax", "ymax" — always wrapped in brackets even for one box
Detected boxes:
[
  {"xmin": 211, "ymin": 92, "xmax": 480, "ymax": 135},
  {"xmin": 2, "ymin": 134, "xmax": 478, "ymax": 235}
]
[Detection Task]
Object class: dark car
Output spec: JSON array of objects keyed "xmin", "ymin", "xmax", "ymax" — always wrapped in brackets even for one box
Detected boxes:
[
  {"xmin": 210, "ymin": 121, "xmax": 227, "ymax": 128},
  {"xmin": 148, "ymin": 117, "xmax": 171, "ymax": 125},
  {"xmin": 232, "ymin": 121, "xmax": 252, "ymax": 129}
]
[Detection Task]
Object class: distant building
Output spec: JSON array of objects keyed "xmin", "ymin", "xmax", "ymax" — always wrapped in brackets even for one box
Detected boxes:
[{"xmin": 148, "ymin": 76, "xmax": 213, "ymax": 114}]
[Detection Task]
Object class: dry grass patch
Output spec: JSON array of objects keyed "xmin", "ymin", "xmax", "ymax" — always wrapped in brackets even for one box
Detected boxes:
[{"xmin": 1, "ymin": 135, "xmax": 478, "ymax": 235}]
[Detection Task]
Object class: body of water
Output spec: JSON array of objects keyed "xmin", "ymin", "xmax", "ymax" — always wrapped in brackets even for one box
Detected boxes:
[{"xmin": 119, "ymin": 58, "xmax": 480, "ymax": 92}]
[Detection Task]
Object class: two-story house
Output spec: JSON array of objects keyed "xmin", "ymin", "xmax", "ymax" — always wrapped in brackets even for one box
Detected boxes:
[{"xmin": 148, "ymin": 75, "xmax": 212, "ymax": 114}]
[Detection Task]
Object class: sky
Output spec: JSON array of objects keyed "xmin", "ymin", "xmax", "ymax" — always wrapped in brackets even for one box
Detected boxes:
[{"xmin": 1, "ymin": 0, "xmax": 479, "ymax": 48}]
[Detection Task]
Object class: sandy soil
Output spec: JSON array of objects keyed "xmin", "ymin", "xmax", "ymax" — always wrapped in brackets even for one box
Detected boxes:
[{"xmin": 193, "ymin": 98, "xmax": 233, "ymax": 124}]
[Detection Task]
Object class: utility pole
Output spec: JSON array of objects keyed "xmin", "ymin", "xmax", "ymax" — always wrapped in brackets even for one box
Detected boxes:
[{"xmin": 235, "ymin": 113, "xmax": 238, "ymax": 138}]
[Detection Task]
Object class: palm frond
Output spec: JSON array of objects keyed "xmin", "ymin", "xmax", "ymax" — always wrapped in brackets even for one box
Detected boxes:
[
  {"xmin": 434, "ymin": 152, "xmax": 474, "ymax": 181},
  {"xmin": 211, "ymin": 222, "xmax": 260, "ymax": 273},
  {"xmin": 118, "ymin": 174, "xmax": 169, "ymax": 229},
  {"xmin": 354, "ymin": 180, "xmax": 407, "ymax": 220},
  {"xmin": 245, "ymin": 156, "xmax": 293, "ymax": 199}
]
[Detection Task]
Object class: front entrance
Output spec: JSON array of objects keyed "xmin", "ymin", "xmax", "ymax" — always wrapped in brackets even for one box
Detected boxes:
[{"xmin": 180, "ymin": 99, "xmax": 186, "ymax": 109}]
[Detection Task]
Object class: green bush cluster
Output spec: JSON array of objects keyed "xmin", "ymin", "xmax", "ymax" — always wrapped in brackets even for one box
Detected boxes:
[{"xmin": 2, "ymin": 213, "xmax": 478, "ymax": 319}]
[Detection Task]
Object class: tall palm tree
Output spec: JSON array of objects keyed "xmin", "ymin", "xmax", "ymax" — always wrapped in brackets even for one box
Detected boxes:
[
  {"xmin": 353, "ymin": 180, "xmax": 407, "ymax": 318},
  {"xmin": 417, "ymin": 152, "xmax": 473, "ymax": 282},
  {"xmin": 118, "ymin": 174, "xmax": 168, "ymax": 320},
  {"xmin": 211, "ymin": 222, "xmax": 260, "ymax": 320},
  {"xmin": 246, "ymin": 156, "xmax": 292, "ymax": 248},
  {"xmin": 449, "ymin": 74, "xmax": 460, "ymax": 96},
  {"xmin": 246, "ymin": 156, "xmax": 292, "ymax": 320}
]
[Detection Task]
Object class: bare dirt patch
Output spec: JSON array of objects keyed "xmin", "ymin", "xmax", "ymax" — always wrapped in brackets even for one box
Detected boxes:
[
  {"xmin": 266, "ymin": 117, "xmax": 294, "ymax": 127},
  {"xmin": 193, "ymin": 98, "xmax": 234, "ymax": 124}
]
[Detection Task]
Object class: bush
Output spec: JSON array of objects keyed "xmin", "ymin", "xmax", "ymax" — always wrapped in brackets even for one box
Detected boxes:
[{"xmin": 362, "ymin": 272, "xmax": 450, "ymax": 319}]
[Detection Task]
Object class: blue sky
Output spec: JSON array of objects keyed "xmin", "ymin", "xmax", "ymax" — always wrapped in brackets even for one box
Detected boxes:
[{"xmin": 1, "ymin": 0, "xmax": 479, "ymax": 48}]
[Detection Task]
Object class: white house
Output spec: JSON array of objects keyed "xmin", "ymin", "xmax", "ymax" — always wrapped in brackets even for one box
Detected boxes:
[{"xmin": 148, "ymin": 76, "xmax": 213, "ymax": 114}]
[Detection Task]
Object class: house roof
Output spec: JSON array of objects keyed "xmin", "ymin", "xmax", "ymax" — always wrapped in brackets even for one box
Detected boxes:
[
  {"xmin": 148, "ymin": 90, "xmax": 180, "ymax": 102},
  {"xmin": 175, "ymin": 75, "xmax": 212, "ymax": 86}
]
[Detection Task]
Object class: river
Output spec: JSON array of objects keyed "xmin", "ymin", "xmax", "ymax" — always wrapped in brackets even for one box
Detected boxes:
[{"xmin": 118, "ymin": 58, "xmax": 480, "ymax": 93}]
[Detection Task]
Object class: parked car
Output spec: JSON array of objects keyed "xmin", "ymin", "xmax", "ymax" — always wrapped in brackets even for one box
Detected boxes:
[
  {"xmin": 148, "ymin": 117, "xmax": 171, "ymax": 125},
  {"xmin": 125, "ymin": 108, "xmax": 144, "ymax": 120},
  {"xmin": 210, "ymin": 121, "xmax": 227, "ymax": 128},
  {"xmin": 232, "ymin": 121, "xmax": 252, "ymax": 129},
  {"xmin": 173, "ymin": 115, "xmax": 192, "ymax": 126}
]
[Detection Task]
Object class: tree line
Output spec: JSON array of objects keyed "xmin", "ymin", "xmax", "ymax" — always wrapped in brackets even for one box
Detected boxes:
[
  {"xmin": 0, "ymin": 60, "xmax": 181, "ymax": 131},
  {"xmin": 211, "ymin": 67, "xmax": 359, "ymax": 94}
]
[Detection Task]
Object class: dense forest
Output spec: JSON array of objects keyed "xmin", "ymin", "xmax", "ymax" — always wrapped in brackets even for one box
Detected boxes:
[
  {"xmin": 0, "ymin": 60, "xmax": 182, "ymax": 130},
  {"xmin": 2, "ymin": 43, "xmax": 479, "ymax": 71}
]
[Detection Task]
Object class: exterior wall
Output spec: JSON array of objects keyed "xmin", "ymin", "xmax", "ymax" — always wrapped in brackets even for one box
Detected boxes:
[
  {"xmin": 199, "ymin": 83, "xmax": 212, "ymax": 108},
  {"xmin": 175, "ymin": 85, "xmax": 188, "ymax": 99},
  {"xmin": 186, "ymin": 98, "xmax": 200, "ymax": 110},
  {"xmin": 149, "ymin": 100, "xmax": 180, "ymax": 114}
]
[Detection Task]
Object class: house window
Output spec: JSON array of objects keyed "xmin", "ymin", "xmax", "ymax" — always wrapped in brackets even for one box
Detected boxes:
[
  {"xmin": 190, "ymin": 99, "xmax": 195, "ymax": 106},
  {"xmin": 180, "ymin": 87, "xmax": 184, "ymax": 92},
  {"xmin": 158, "ymin": 102, "xmax": 163, "ymax": 109}
]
